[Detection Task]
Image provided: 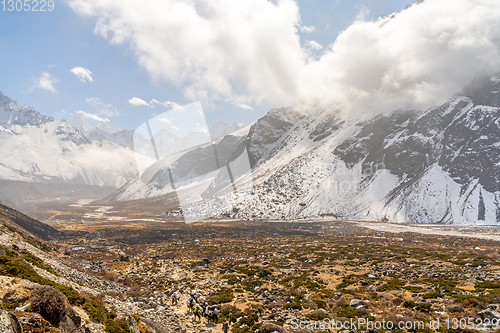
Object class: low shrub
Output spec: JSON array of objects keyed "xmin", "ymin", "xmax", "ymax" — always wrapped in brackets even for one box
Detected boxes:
[{"xmin": 30, "ymin": 285, "xmax": 67, "ymax": 326}]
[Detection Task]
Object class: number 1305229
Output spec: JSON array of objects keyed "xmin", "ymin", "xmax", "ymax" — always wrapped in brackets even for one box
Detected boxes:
[{"xmin": 2, "ymin": 0, "xmax": 54, "ymax": 11}]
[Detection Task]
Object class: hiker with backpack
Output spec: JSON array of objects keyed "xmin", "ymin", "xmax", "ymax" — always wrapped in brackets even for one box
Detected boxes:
[
  {"xmin": 199, "ymin": 296, "xmax": 208, "ymax": 314},
  {"xmin": 193, "ymin": 303, "xmax": 202, "ymax": 321},
  {"xmin": 190, "ymin": 290, "xmax": 199, "ymax": 303},
  {"xmin": 171, "ymin": 290, "xmax": 179, "ymax": 305},
  {"xmin": 222, "ymin": 319, "xmax": 229, "ymax": 333}
]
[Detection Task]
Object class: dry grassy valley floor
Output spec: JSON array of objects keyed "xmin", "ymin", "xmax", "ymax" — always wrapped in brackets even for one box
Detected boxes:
[
  {"xmin": 44, "ymin": 219, "xmax": 500, "ymax": 332},
  {"xmin": 2, "ymin": 201, "xmax": 500, "ymax": 333}
]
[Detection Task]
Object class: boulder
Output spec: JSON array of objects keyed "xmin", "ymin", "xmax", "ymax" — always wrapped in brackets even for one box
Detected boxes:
[
  {"xmin": 192, "ymin": 258, "xmax": 210, "ymax": 267},
  {"xmin": 257, "ymin": 322, "xmax": 290, "ymax": 333},
  {"xmin": 477, "ymin": 304, "xmax": 500, "ymax": 319},
  {"xmin": 0, "ymin": 309, "xmax": 22, "ymax": 333},
  {"xmin": 349, "ymin": 299, "xmax": 365, "ymax": 309},
  {"xmin": 15, "ymin": 311, "xmax": 60, "ymax": 332},
  {"xmin": 259, "ymin": 269, "xmax": 273, "ymax": 278},
  {"xmin": 119, "ymin": 255, "xmax": 130, "ymax": 262},
  {"xmin": 59, "ymin": 314, "xmax": 84, "ymax": 333},
  {"xmin": 126, "ymin": 314, "xmax": 141, "ymax": 333},
  {"xmin": 192, "ymin": 260, "xmax": 204, "ymax": 267}
]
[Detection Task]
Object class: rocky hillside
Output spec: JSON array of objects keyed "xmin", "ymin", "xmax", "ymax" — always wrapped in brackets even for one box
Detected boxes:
[
  {"xmin": 0, "ymin": 203, "xmax": 63, "ymax": 241},
  {"xmin": 0, "ymin": 204, "xmax": 173, "ymax": 332},
  {"xmin": 233, "ymin": 75, "xmax": 500, "ymax": 224}
]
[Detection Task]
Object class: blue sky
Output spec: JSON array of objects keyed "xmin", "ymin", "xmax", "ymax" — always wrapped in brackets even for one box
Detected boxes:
[{"xmin": 0, "ymin": 1, "xmax": 418, "ymax": 130}]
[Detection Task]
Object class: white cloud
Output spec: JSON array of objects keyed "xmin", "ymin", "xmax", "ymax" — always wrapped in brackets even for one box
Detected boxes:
[
  {"xmin": 234, "ymin": 104, "xmax": 253, "ymax": 111},
  {"xmin": 59, "ymin": 109, "xmax": 72, "ymax": 117},
  {"xmin": 32, "ymin": 72, "xmax": 57, "ymax": 93},
  {"xmin": 68, "ymin": 0, "xmax": 500, "ymax": 117},
  {"xmin": 150, "ymin": 99, "xmax": 181, "ymax": 109},
  {"xmin": 301, "ymin": 0, "xmax": 500, "ymax": 115},
  {"xmin": 128, "ymin": 97, "xmax": 181, "ymax": 109},
  {"xmin": 196, "ymin": 123, "xmax": 208, "ymax": 133},
  {"xmin": 67, "ymin": 0, "xmax": 304, "ymax": 105},
  {"xmin": 71, "ymin": 67, "xmax": 93, "ymax": 82},
  {"xmin": 300, "ymin": 25, "xmax": 315, "ymax": 33},
  {"xmin": 306, "ymin": 40, "xmax": 322, "ymax": 51},
  {"xmin": 86, "ymin": 97, "xmax": 119, "ymax": 117},
  {"xmin": 128, "ymin": 97, "xmax": 150, "ymax": 106},
  {"xmin": 355, "ymin": 5, "xmax": 370, "ymax": 22},
  {"xmin": 76, "ymin": 110, "xmax": 109, "ymax": 122}
]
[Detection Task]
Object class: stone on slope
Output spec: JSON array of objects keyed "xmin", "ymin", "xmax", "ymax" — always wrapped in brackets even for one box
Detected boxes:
[
  {"xmin": 15, "ymin": 310, "xmax": 60, "ymax": 332},
  {"xmin": 126, "ymin": 314, "xmax": 141, "ymax": 333},
  {"xmin": 0, "ymin": 309, "xmax": 22, "ymax": 333}
]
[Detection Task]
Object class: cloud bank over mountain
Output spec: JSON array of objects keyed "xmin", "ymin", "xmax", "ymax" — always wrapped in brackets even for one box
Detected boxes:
[{"xmin": 67, "ymin": 0, "xmax": 500, "ymax": 116}]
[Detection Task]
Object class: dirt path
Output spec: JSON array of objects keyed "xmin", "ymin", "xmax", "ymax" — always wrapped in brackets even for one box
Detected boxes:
[{"xmin": 172, "ymin": 295, "xmax": 223, "ymax": 333}]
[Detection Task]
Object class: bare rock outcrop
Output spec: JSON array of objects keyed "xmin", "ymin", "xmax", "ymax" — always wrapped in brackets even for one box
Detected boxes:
[
  {"xmin": 126, "ymin": 314, "xmax": 141, "ymax": 333},
  {"xmin": 0, "ymin": 309, "xmax": 22, "ymax": 333}
]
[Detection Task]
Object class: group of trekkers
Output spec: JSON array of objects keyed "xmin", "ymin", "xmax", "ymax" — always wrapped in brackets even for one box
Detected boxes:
[{"xmin": 171, "ymin": 290, "xmax": 230, "ymax": 333}]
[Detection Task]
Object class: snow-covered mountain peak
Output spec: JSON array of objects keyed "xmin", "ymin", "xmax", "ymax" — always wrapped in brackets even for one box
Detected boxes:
[
  {"xmin": 67, "ymin": 114, "xmax": 92, "ymax": 133},
  {"xmin": 209, "ymin": 119, "xmax": 244, "ymax": 140},
  {"xmin": 0, "ymin": 92, "xmax": 53, "ymax": 127},
  {"xmin": 110, "ymin": 76, "xmax": 500, "ymax": 224},
  {"xmin": 463, "ymin": 75, "xmax": 500, "ymax": 108},
  {"xmin": 95, "ymin": 121, "xmax": 121, "ymax": 134},
  {"xmin": 0, "ymin": 92, "xmax": 138, "ymax": 187},
  {"xmin": 68, "ymin": 115, "xmax": 121, "ymax": 135}
]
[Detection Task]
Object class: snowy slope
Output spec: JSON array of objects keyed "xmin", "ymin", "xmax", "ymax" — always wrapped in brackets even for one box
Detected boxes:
[
  {"xmin": 0, "ymin": 92, "xmax": 53, "ymax": 127},
  {"xmin": 109, "ymin": 124, "xmax": 253, "ymax": 202},
  {"xmin": 110, "ymin": 76, "xmax": 500, "ymax": 224},
  {"xmin": 0, "ymin": 93, "xmax": 138, "ymax": 187}
]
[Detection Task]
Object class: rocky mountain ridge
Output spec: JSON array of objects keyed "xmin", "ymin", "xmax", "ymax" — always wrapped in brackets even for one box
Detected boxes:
[{"xmin": 111, "ymin": 76, "xmax": 500, "ymax": 224}]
